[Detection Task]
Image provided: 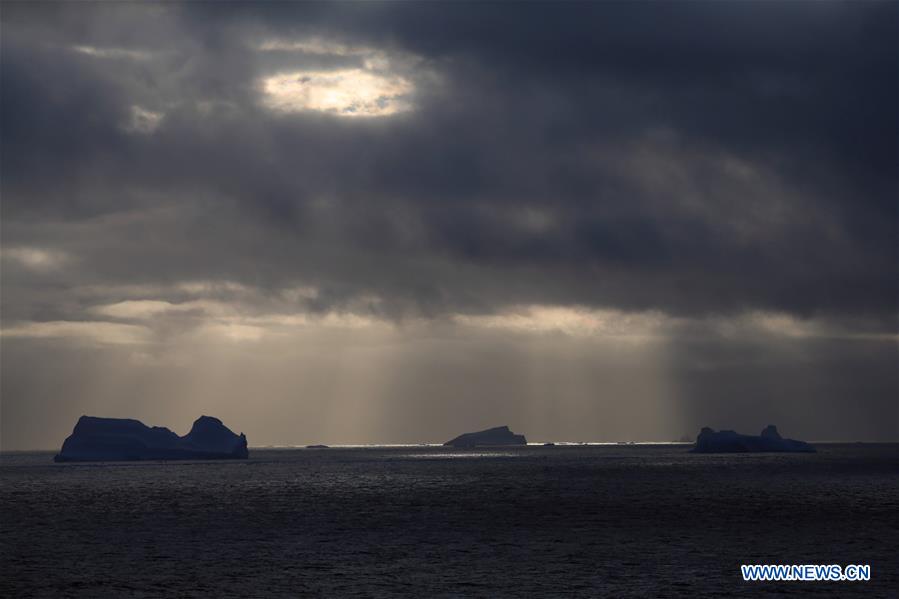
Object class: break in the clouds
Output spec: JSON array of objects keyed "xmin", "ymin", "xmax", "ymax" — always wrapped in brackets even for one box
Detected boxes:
[{"xmin": 1, "ymin": 2, "xmax": 896, "ymax": 449}]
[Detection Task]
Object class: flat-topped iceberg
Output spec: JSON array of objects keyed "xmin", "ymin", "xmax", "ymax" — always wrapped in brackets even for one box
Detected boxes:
[
  {"xmin": 692, "ymin": 425, "xmax": 815, "ymax": 453},
  {"xmin": 54, "ymin": 415, "xmax": 249, "ymax": 462},
  {"xmin": 444, "ymin": 425, "xmax": 527, "ymax": 448}
]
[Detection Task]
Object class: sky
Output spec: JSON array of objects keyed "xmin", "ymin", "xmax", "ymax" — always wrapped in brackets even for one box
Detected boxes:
[{"xmin": 1, "ymin": 1, "xmax": 896, "ymax": 449}]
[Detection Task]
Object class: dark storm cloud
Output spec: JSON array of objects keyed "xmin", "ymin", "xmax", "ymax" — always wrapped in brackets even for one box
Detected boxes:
[
  {"xmin": 2, "ymin": 1, "xmax": 897, "ymax": 449},
  {"xmin": 1, "ymin": 1, "xmax": 896, "ymax": 323}
]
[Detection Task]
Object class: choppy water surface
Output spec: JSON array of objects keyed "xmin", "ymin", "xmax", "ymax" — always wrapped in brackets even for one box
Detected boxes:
[{"xmin": 2, "ymin": 444, "xmax": 896, "ymax": 597}]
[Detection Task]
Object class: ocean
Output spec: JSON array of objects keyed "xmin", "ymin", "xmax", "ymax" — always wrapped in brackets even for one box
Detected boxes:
[{"xmin": 1, "ymin": 444, "xmax": 896, "ymax": 597}]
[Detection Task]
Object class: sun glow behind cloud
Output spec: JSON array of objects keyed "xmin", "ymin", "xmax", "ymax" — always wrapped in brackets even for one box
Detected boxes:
[
  {"xmin": 5, "ymin": 283, "xmax": 881, "ymax": 348},
  {"xmin": 2, "ymin": 247, "xmax": 69, "ymax": 271},
  {"xmin": 257, "ymin": 36, "xmax": 415, "ymax": 117},
  {"xmin": 261, "ymin": 69, "xmax": 413, "ymax": 117},
  {"xmin": 71, "ymin": 45, "xmax": 151, "ymax": 61},
  {"xmin": 454, "ymin": 306, "xmax": 669, "ymax": 339},
  {"xmin": 257, "ymin": 38, "xmax": 371, "ymax": 57}
]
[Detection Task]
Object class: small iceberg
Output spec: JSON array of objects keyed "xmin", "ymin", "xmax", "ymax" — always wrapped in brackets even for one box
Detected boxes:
[
  {"xmin": 444, "ymin": 425, "xmax": 527, "ymax": 448},
  {"xmin": 54, "ymin": 415, "xmax": 249, "ymax": 462},
  {"xmin": 692, "ymin": 425, "xmax": 815, "ymax": 453}
]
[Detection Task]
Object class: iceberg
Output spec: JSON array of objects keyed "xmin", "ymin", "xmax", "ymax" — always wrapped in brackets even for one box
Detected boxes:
[
  {"xmin": 54, "ymin": 415, "xmax": 249, "ymax": 462},
  {"xmin": 692, "ymin": 425, "xmax": 815, "ymax": 453},
  {"xmin": 444, "ymin": 425, "xmax": 527, "ymax": 448}
]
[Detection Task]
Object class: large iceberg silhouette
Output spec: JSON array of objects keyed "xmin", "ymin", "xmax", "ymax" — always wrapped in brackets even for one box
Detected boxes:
[
  {"xmin": 692, "ymin": 425, "xmax": 815, "ymax": 453},
  {"xmin": 54, "ymin": 415, "xmax": 249, "ymax": 462},
  {"xmin": 444, "ymin": 425, "xmax": 527, "ymax": 448}
]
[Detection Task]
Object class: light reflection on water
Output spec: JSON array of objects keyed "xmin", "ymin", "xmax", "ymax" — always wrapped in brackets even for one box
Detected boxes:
[{"xmin": 399, "ymin": 452, "xmax": 518, "ymax": 459}]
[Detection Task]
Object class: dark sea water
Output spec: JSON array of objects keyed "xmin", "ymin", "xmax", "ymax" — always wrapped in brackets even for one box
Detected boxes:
[{"xmin": 1, "ymin": 444, "xmax": 897, "ymax": 597}]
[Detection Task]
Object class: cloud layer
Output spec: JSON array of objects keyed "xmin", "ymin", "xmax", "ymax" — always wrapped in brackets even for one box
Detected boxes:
[{"xmin": 2, "ymin": 3, "xmax": 896, "ymax": 448}]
